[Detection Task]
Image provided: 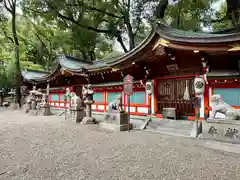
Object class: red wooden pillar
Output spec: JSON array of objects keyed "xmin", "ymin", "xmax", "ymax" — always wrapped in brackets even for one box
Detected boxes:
[
  {"xmin": 204, "ymin": 84, "xmax": 209, "ymax": 120},
  {"xmin": 104, "ymin": 91, "xmax": 107, "ymax": 112},
  {"xmin": 153, "ymin": 79, "xmax": 157, "ymax": 114},
  {"xmin": 70, "ymin": 86, "xmax": 75, "ymax": 92},
  {"xmin": 123, "ymin": 93, "xmax": 126, "ymax": 111},
  {"xmin": 148, "ymin": 94, "xmax": 152, "ymax": 115}
]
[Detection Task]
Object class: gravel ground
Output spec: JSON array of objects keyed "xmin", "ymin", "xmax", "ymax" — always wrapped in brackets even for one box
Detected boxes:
[{"xmin": 1, "ymin": 109, "xmax": 240, "ymax": 180}]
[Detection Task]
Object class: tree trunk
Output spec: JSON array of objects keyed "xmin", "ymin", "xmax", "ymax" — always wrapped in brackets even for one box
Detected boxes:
[
  {"xmin": 11, "ymin": 2, "xmax": 21, "ymax": 107},
  {"xmin": 116, "ymin": 34, "xmax": 128, "ymax": 53},
  {"xmin": 125, "ymin": 20, "xmax": 135, "ymax": 50},
  {"xmin": 124, "ymin": 0, "xmax": 135, "ymax": 50},
  {"xmin": 177, "ymin": 7, "xmax": 182, "ymax": 29},
  {"xmin": 88, "ymin": 50, "xmax": 96, "ymax": 61},
  {"xmin": 81, "ymin": 50, "xmax": 88, "ymax": 60}
]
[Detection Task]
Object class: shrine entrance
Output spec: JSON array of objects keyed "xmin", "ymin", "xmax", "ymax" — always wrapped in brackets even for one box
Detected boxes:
[{"xmin": 156, "ymin": 77, "xmax": 195, "ymax": 117}]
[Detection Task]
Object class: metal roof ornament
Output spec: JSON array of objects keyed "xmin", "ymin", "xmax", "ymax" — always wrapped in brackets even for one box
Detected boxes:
[
  {"xmin": 159, "ymin": 38, "xmax": 169, "ymax": 47},
  {"xmin": 228, "ymin": 44, "xmax": 240, "ymax": 51}
]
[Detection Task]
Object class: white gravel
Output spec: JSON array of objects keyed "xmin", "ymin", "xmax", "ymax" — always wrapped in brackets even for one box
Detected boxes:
[{"xmin": 1, "ymin": 109, "xmax": 240, "ymax": 180}]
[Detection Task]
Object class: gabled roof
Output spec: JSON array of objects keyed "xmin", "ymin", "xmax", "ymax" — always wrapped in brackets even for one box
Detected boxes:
[{"xmin": 22, "ymin": 24, "xmax": 240, "ymax": 83}]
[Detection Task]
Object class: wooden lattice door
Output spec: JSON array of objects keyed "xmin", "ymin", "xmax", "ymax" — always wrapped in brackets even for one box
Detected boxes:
[{"xmin": 156, "ymin": 78, "xmax": 195, "ymax": 116}]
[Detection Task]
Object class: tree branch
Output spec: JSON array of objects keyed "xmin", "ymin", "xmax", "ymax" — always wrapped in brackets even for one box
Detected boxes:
[
  {"xmin": 47, "ymin": 2, "xmax": 118, "ymax": 35},
  {"xmin": 65, "ymin": 2, "xmax": 123, "ymax": 19},
  {"xmin": 2, "ymin": 29, "xmax": 14, "ymax": 43},
  {"xmin": 3, "ymin": 0, "xmax": 12, "ymax": 13}
]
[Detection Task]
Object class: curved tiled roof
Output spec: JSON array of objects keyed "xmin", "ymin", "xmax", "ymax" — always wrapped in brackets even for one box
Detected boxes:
[
  {"xmin": 22, "ymin": 24, "xmax": 240, "ymax": 83},
  {"xmin": 22, "ymin": 27, "xmax": 159, "ymax": 82},
  {"xmin": 21, "ymin": 64, "xmax": 62, "ymax": 82},
  {"xmin": 157, "ymin": 24, "xmax": 240, "ymax": 44}
]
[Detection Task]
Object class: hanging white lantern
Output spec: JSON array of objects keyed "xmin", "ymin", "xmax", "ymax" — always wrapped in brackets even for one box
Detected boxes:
[
  {"xmin": 194, "ymin": 76, "xmax": 205, "ymax": 97},
  {"xmin": 146, "ymin": 81, "xmax": 153, "ymax": 95}
]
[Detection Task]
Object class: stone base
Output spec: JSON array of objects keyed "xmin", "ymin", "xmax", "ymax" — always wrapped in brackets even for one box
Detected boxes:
[
  {"xmin": 201, "ymin": 119, "xmax": 240, "ymax": 144},
  {"xmin": 70, "ymin": 108, "xmax": 85, "ymax": 123},
  {"xmin": 104, "ymin": 112, "xmax": 129, "ymax": 125},
  {"xmin": 40, "ymin": 107, "xmax": 51, "ymax": 116},
  {"xmin": 28, "ymin": 110, "xmax": 40, "ymax": 116},
  {"xmin": 81, "ymin": 117, "xmax": 96, "ymax": 125},
  {"xmin": 190, "ymin": 121, "xmax": 202, "ymax": 138},
  {"xmin": 10, "ymin": 103, "xmax": 19, "ymax": 110},
  {"xmin": 99, "ymin": 122, "xmax": 132, "ymax": 131}
]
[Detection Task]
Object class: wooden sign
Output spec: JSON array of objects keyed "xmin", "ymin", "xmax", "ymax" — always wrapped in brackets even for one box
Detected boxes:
[{"xmin": 123, "ymin": 74, "xmax": 133, "ymax": 96}]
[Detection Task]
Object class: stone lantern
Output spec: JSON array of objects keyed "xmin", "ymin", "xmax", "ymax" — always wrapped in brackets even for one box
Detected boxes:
[
  {"xmin": 71, "ymin": 94, "xmax": 85, "ymax": 123},
  {"xmin": 8, "ymin": 89, "xmax": 17, "ymax": 109},
  {"xmin": 29, "ymin": 86, "xmax": 37, "ymax": 110},
  {"xmin": 40, "ymin": 93, "xmax": 51, "ymax": 116},
  {"xmin": 81, "ymin": 84, "xmax": 95, "ymax": 124}
]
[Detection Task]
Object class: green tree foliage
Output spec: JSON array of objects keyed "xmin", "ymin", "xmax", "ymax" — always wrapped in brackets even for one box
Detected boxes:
[
  {"xmin": 0, "ymin": 0, "xmax": 238, "ymax": 92},
  {"xmin": 0, "ymin": 0, "xmax": 22, "ymax": 104},
  {"xmin": 20, "ymin": 0, "xmax": 152, "ymax": 53},
  {"xmin": 163, "ymin": 0, "xmax": 239, "ymax": 32}
]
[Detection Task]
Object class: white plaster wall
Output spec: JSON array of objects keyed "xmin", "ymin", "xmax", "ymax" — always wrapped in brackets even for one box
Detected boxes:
[
  {"xmin": 92, "ymin": 104, "xmax": 96, "ymax": 109},
  {"xmin": 125, "ymin": 107, "xmax": 136, "ymax": 112},
  {"xmin": 200, "ymin": 97, "xmax": 204, "ymax": 118},
  {"xmin": 138, "ymin": 107, "xmax": 148, "ymax": 113},
  {"xmin": 98, "ymin": 105, "xmax": 105, "ymax": 110}
]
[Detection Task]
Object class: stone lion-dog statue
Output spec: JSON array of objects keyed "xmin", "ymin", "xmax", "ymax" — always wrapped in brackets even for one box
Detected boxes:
[{"xmin": 208, "ymin": 94, "xmax": 240, "ymax": 120}]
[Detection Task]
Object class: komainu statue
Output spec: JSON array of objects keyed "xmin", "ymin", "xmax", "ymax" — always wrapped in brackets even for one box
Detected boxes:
[
  {"xmin": 208, "ymin": 94, "xmax": 240, "ymax": 120},
  {"xmin": 102, "ymin": 94, "xmax": 129, "ymax": 131},
  {"xmin": 108, "ymin": 95, "xmax": 124, "ymax": 113}
]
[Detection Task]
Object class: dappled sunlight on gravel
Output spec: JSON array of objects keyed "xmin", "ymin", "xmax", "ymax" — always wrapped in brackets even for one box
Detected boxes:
[{"xmin": 0, "ymin": 109, "xmax": 240, "ymax": 180}]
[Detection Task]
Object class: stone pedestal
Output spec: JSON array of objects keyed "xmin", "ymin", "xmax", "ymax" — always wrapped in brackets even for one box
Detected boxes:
[
  {"xmin": 10, "ymin": 102, "xmax": 19, "ymax": 109},
  {"xmin": 28, "ymin": 110, "xmax": 40, "ymax": 116},
  {"xmin": 24, "ymin": 103, "xmax": 31, "ymax": 113},
  {"xmin": 40, "ymin": 105, "xmax": 51, "ymax": 116},
  {"xmin": 100, "ymin": 112, "xmax": 131, "ymax": 131},
  {"xmin": 81, "ymin": 99, "xmax": 95, "ymax": 124},
  {"xmin": 71, "ymin": 106, "xmax": 85, "ymax": 123},
  {"xmin": 202, "ymin": 119, "xmax": 240, "ymax": 144},
  {"xmin": 31, "ymin": 100, "xmax": 37, "ymax": 110}
]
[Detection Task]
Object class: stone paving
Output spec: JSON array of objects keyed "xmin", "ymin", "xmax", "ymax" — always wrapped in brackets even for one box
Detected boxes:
[{"xmin": 1, "ymin": 109, "xmax": 240, "ymax": 180}]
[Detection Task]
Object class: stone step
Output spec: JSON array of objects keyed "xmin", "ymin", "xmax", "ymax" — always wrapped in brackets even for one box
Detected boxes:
[
  {"xmin": 148, "ymin": 120, "xmax": 193, "ymax": 130},
  {"xmin": 146, "ymin": 126, "xmax": 191, "ymax": 138},
  {"xmin": 150, "ymin": 118, "xmax": 193, "ymax": 126}
]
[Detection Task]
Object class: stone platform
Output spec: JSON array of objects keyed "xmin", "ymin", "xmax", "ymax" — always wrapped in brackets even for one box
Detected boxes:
[
  {"xmin": 201, "ymin": 119, "xmax": 240, "ymax": 144},
  {"xmin": 99, "ymin": 112, "xmax": 131, "ymax": 131}
]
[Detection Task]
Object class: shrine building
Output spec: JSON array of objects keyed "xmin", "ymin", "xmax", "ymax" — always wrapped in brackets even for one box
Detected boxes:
[{"xmin": 21, "ymin": 24, "xmax": 240, "ymax": 120}]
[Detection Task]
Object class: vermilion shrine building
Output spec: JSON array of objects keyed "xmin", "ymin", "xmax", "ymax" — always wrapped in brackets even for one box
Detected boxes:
[{"xmin": 21, "ymin": 24, "xmax": 240, "ymax": 120}]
